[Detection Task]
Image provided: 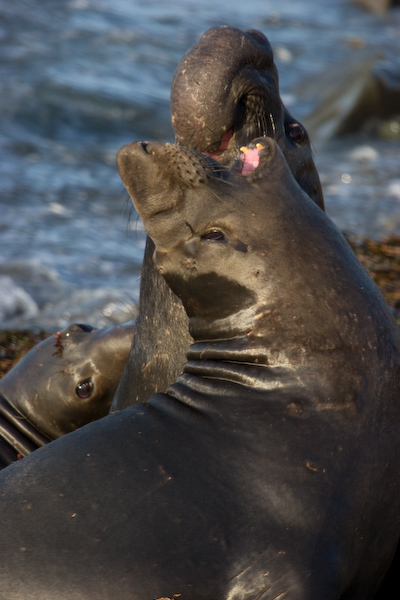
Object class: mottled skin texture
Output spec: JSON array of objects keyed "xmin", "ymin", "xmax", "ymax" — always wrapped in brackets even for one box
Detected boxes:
[
  {"xmin": 0, "ymin": 321, "xmax": 134, "ymax": 469},
  {"xmin": 171, "ymin": 27, "xmax": 324, "ymax": 209},
  {"xmin": 0, "ymin": 140, "xmax": 398, "ymax": 599},
  {"xmin": 111, "ymin": 26, "xmax": 324, "ymax": 412}
]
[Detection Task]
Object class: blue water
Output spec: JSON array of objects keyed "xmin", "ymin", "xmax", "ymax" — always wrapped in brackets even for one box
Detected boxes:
[{"xmin": 0, "ymin": 0, "xmax": 399, "ymax": 331}]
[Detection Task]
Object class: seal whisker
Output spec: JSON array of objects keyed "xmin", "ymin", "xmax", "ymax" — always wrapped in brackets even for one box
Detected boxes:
[
  {"xmin": 259, "ymin": 110, "xmax": 269, "ymax": 139},
  {"xmin": 206, "ymin": 186, "xmax": 239, "ymax": 211},
  {"xmin": 124, "ymin": 202, "xmax": 142, "ymax": 238},
  {"xmin": 267, "ymin": 111, "xmax": 276, "ymax": 140}
]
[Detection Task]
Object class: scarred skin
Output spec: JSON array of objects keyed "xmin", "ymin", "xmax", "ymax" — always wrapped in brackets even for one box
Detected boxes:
[
  {"xmin": 171, "ymin": 26, "xmax": 324, "ymax": 209},
  {"xmin": 0, "ymin": 321, "xmax": 134, "ymax": 469},
  {"xmin": 111, "ymin": 26, "xmax": 324, "ymax": 411},
  {"xmin": 0, "ymin": 139, "xmax": 398, "ymax": 599}
]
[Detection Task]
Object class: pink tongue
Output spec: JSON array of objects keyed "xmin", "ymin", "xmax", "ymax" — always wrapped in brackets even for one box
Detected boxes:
[{"xmin": 240, "ymin": 148, "xmax": 260, "ymax": 176}]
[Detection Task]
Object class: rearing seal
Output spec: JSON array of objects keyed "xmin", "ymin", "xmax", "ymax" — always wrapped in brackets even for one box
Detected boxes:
[
  {"xmin": 0, "ymin": 139, "xmax": 398, "ymax": 599},
  {"xmin": 111, "ymin": 25, "xmax": 324, "ymax": 411}
]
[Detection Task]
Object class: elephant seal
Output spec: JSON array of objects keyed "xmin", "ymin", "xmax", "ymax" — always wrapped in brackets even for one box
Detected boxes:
[
  {"xmin": 111, "ymin": 26, "xmax": 324, "ymax": 411},
  {"xmin": 0, "ymin": 321, "xmax": 134, "ymax": 469},
  {"xmin": 171, "ymin": 26, "xmax": 324, "ymax": 209},
  {"xmin": 0, "ymin": 139, "xmax": 399, "ymax": 599}
]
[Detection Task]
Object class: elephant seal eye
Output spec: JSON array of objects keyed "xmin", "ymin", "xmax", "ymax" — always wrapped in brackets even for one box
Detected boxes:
[
  {"xmin": 201, "ymin": 230, "xmax": 226, "ymax": 242},
  {"xmin": 287, "ymin": 122, "xmax": 305, "ymax": 144},
  {"xmin": 76, "ymin": 323, "xmax": 95, "ymax": 332},
  {"xmin": 76, "ymin": 379, "xmax": 94, "ymax": 399}
]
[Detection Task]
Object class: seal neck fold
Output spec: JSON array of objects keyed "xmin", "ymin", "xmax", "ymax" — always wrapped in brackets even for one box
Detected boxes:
[
  {"xmin": 171, "ymin": 335, "xmax": 300, "ymax": 397},
  {"xmin": 0, "ymin": 394, "xmax": 51, "ymax": 464}
]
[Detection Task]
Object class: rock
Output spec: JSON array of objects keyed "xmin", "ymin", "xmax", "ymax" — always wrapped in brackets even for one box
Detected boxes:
[
  {"xmin": 296, "ymin": 47, "xmax": 400, "ymax": 143},
  {"xmin": 351, "ymin": 0, "xmax": 400, "ymax": 13}
]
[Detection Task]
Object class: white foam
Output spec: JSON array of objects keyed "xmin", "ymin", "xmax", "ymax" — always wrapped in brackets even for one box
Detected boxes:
[{"xmin": 0, "ymin": 276, "xmax": 39, "ymax": 324}]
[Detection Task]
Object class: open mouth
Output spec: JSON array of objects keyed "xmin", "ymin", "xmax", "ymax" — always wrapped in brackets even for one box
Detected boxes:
[
  {"xmin": 134, "ymin": 138, "xmax": 264, "ymax": 180},
  {"xmin": 238, "ymin": 143, "xmax": 264, "ymax": 176},
  {"xmin": 204, "ymin": 139, "xmax": 266, "ymax": 179},
  {"xmin": 209, "ymin": 130, "xmax": 234, "ymax": 159},
  {"xmin": 207, "ymin": 107, "xmax": 276, "ymax": 162}
]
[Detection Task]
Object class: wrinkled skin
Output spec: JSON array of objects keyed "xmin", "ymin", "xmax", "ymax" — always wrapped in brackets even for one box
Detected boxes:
[
  {"xmin": 0, "ymin": 321, "xmax": 134, "ymax": 469},
  {"xmin": 111, "ymin": 26, "xmax": 324, "ymax": 411},
  {"xmin": 0, "ymin": 139, "xmax": 397, "ymax": 599},
  {"xmin": 171, "ymin": 26, "xmax": 324, "ymax": 209}
]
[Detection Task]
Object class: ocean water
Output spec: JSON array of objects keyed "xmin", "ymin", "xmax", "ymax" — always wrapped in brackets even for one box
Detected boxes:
[{"xmin": 0, "ymin": 0, "xmax": 399, "ymax": 331}]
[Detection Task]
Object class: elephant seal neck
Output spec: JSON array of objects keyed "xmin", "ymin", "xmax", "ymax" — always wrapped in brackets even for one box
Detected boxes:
[
  {"xmin": 0, "ymin": 394, "xmax": 51, "ymax": 462},
  {"xmin": 167, "ymin": 333, "xmax": 306, "ymax": 405}
]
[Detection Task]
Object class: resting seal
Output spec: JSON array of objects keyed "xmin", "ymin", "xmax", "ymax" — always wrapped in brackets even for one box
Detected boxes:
[
  {"xmin": 111, "ymin": 26, "xmax": 324, "ymax": 411},
  {"xmin": 0, "ymin": 139, "xmax": 398, "ymax": 599},
  {"xmin": 0, "ymin": 321, "xmax": 134, "ymax": 469}
]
